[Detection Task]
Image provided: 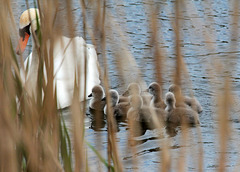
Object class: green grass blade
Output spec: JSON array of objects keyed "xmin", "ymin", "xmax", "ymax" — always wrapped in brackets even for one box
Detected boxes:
[
  {"xmin": 86, "ymin": 141, "xmax": 115, "ymax": 172},
  {"xmin": 59, "ymin": 114, "xmax": 73, "ymax": 172}
]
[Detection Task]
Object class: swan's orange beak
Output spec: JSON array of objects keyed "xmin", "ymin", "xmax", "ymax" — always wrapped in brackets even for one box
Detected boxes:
[{"xmin": 16, "ymin": 32, "xmax": 30, "ymax": 55}]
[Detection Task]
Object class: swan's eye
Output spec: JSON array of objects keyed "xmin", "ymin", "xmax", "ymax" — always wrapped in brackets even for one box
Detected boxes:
[{"xmin": 19, "ymin": 23, "xmax": 31, "ymax": 40}]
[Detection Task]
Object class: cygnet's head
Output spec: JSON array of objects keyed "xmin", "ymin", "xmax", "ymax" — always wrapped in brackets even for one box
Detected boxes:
[
  {"xmin": 148, "ymin": 82, "xmax": 161, "ymax": 96},
  {"xmin": 88, "ymin": 85, "xmax": 104, "ymax": 99},
  {"xmin": 108, "ymin": 89, "xmax": 119, "ymax": 107},
  {"xmin": 168, "ymin": 84, "xmax": 181, "ymax": 95},
  {"xmin": 17, "ymin": 8, "xmax": 40, "ymax": 55},
  {"xmin": 129, "ymin": 95, "xmax": 143, "ymax": 109},
  {"xmin": 122, "ymin": 83, "xmax": 141, "ymax": 96},
  {"xmin": 165, "ymin": 92, "xmax": 176, "ymax": 107}
]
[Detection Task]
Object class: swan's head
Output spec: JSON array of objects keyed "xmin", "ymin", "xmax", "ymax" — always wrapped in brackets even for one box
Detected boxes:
[
  {"xmin": 129, "ymin": 95, "xmax": 143, "ymax": 109},
  {"xmin": 16, "ymin": 8, "xmax": 40, "ymax": 55},
  {"xmin": 88, "ymin": 85, "xmax": 104, "ymax": 99},
  {"xmin": 148, "ymin": 82, "xmax": 161, "ymax": 97},
  {"xmin": 108, "ymin": 89, "xmax": 119, "ymax": 107},
  {"xmin": 165, "ymin": 92, "xmax": 176, "ymax": 107},
  {"xmin": 122, "ymin": 83, "xmax": 141, "ymax": 96}
]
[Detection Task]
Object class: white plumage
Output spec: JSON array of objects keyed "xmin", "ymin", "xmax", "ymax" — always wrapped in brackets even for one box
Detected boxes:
[{"xmin": 18, "ymin": 9, "xmax": 100, "ymax": 108}]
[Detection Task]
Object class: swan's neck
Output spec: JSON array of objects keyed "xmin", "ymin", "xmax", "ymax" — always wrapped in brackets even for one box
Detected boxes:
[{"xmin": 26, "ymin": 40, "xmax": 39, "ymax": 96}]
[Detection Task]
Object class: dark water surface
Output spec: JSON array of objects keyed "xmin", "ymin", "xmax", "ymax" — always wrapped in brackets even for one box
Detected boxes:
[{"xmin": 12, "ymin": 0, "xmax": 240, "ymax": 171}]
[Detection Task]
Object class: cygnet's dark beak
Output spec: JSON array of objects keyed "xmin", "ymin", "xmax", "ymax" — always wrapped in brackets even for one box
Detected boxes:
[
  {"xmin": 143, "ymin": 88, "xmax": 149, "ymax": 92},
  {"xmin": 122, "ymin": 90, "xmax": 129, "ymax": 96},
  {"xmin": 88, "ymin": 93, "xmax": 93, "ymax": 97}
]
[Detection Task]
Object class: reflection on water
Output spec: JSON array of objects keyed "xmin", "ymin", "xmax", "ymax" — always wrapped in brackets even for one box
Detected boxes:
[
  {"xmin": 12, "ymin": 0, "xmax": 240, "ymax": 171},
  {"xmin": 88, "ymin": 109, "xmax": 106, "ymax": 131}
]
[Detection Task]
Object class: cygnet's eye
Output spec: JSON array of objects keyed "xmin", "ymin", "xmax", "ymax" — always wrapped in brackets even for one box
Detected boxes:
[
  {"xmin": 149, "ymin": 86, "xmax": 153, "ymax": 92},
  {"xmin": 166, "ymin": 98, "xmax": 172, "ymax": 103}
]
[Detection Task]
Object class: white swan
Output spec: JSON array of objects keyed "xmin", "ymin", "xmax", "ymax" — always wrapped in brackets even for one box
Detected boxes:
[{"xmin": 16, "ymin": 8, "xmax": 100, "ymax": 108}]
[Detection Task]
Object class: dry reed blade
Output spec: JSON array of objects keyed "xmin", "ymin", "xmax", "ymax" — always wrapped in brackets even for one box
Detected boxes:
[
  {"xmin": 173, "ymin": 2, "xmax": 185, "ymax": 170},
  {"xmin": 99, "ymin": 1, "xmax": 123, "ymax": 171},
  {"xmin": 217, "ymin": 77, "xmax": 232, "ymax": 172},
  {"xmin": 0, "ymin": 2, "xmax": 19, "ymax": 171},
  {"xmin": 143, "ymin": 2, "xmax": 170, "ymax": 171},
  {"xmin": 173, "ymin": 1, "xmax": 194, "ymax": 171}
]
